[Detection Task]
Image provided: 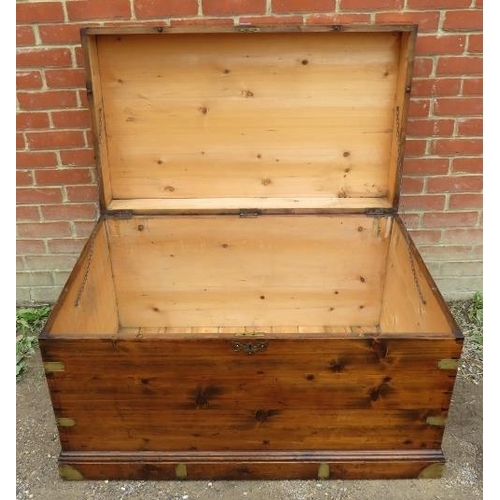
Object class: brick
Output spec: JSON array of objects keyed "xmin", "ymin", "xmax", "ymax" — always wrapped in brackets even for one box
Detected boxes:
[
  {"xmin": 406, "ymin": 229, "xmax": 441, "ymax": 245},
  {"xmin": 403, "ymin": 158, "xmax": 449, "ymax": 176},
  {"xmin": 374, "ymin": 11, "xmax": 440, "ymax": 31},
  {"xmin": 17, "ymin": 222, "xmax": 72, "ymax": 238},
  {"xmin": 45, "ymin": 69, "xmax": 86, "ymax": 88},
  {"xmin": 449, "ymin": 193, "xmax": 483, "ymax": 209},
  {"xmin": 51, "ymin": 110, "xmax": 92, "ymax": 128},
  {"xmin": 17, "ymin": 187, "xmax": 63, "ymax": 204},
  {"xmin": 24, "ymin": 255, "xmax": 78, "ymax": 271},
  {"xmin": 305, "ymin": 13, "xmax": 371, "ymax": 24},
  {"xmin": 427, "ymin": 175, "xmax": 482, "ymax": 193},
  {"xmin": 273, "ymin": 0, "xmax": 335, "ymax": 13},
  {"xmin": 398, "ymin": 213, "xmax": 421, "ymax": 229},
  {"xmin": 74, "ymin": 221, "xmax": 97, "ymax": 237},
  {"xmin": 60, "ymin": 149, "xmax": 96, "ymax": 167},
  {"xmin": 413, "ymin": 58, "xmax": 433, "ymax": 77},
  {"xmin": 16, "ymin": 289, "xmax": 31, "ymax": 304},
  {"xmin": 17, "ymin": 151, "xmax": 58, "ymax": 169},
  {"xmin": 204, "ymin": 0, "xmax": 266, "ymax": 15},
  {"xmin": 75, "ymin": 47, "xmax": 85, "ymax": 68},
  {"xmin": 434, "ymin": 276, "xmax": 483, "ymax": 295},
  {"xmin": 41, "ymin": 203, "xmax": 97, "ymax": 221},
  {"xmin": 30, "ymin": 286, "xmax": 64, "ymax": 303},
  {"xmin": 16, "ymin": 71, "xmax": 43, "ymax": 90},
  {"xmin": 170, "ymin": 18, "xmax": 234, "ymax": 27},
  {"xmin": 35, "ymin": 168, "xmax": 93, "ymax": 186},
  {"xmin": 48, "ymin": 239, "xmax": 87, "ymax": 254},
  {"xmin": 467, "ymin": 34, "xmax": 483, "ymax": 54},
  {"xmin": 53, "ymin": 271, "xmax": 71, "ymax": 286},
  {"xmin": 135, "ymin": 0, "xmax": 197, "ymax": 18},
  {"xmin": 39, "ymin": 24, "xmax": 82, "ymax": 44},
  {"xmin": 457, "ymin": 118, "xmax": 482, "ymax": 136},
  {"xmin": 16, "ymin": 240, "xmax": 46, "ymax": 255},
  {"xmin": 406, "ymin": 0, "xmax": 471, "ymax": 8},
  {"xmin": 339, "ymin": 0, "xmax": 403, "ymax": 9},
  {"xmin": 441, "ymin": 227, "xmax": 482, "ymax": 244},
  {"xmin": 403, "ymin": 139, "xmax": 426, "ymax": 157},
  {"xmin": 241, "ymin": 16, "xmax": 304, "ymax": 25},
  {"xmin": 419, "ymin": 244, "xmax": 474, "ymax": 260},
  {"xmin": 434, "ymin": 97, "xmax": 482, "ymax": 116},
  {"xmin": 436, "ymin": 57, "xmax": 482, "ymax": 76},
  {"xmin": 415, "ymin": 35, "xmax": 466, "ymax": 56},
  {"xmin": 411, "ymin": 78, "xmax": 461, "ymax": 97},
  {"xmin": 65, "ymin": 185, "xmax": 99, "ymax": 202},
  {"xmin": 451, "ymin": 157, "xmax": 482, "ymax": 174},
  {"xmin": 17, "ymin": 170, "xmax": 33, "ymax": 186},
  {"xmin": 16, "ymin": 112, "xmax": 50, "ymax": 130},
  {"xmin": 422, "ymin": 211, "xmax": 478, "ymax": 228},
  {"xmin": 67, "ymin": 0, "xmax": 131, "ymax": 21},
  {"xmin": 406, "ymin": 119, "xmax": 454, "ymax": 137},
  {"xmin": 401, "ymin": 194, "xmax": 446, "ymax": 211},
  {"xmin": 17, "ymin": 26, "xmax": 36, "ymax": 46},
  {"xmin": 430, "ymin": 139, "xmax": 482, "ymax": 156},
  {"xmin": 401, "ymin": 177, "xmax": 424, "ymax": 194},
  {"xmin": 17, "ymin": 91, "xmax": 78, "ymax": 111},
  {"xmin": 16, "ymin": 206, "xmax": 40, "ymax": 222},
  {"xmin": 16, "ymin": 271, "xmax": 53, "ymax": 287},
  {"xmin": 462, "ymin": 78, "xmax": 482, "ymax": 95},
  {"xmin": 17, "ymin": 133, "xmax": 26, "ymax": 150},
  {"xmin": 439, "ymin": 261, "xmax": 483, "ymax": 277},
  {"xmin": 443, "ymin": 10, "xmax": 483, "ymax": 31},
  {"xmin": 17, "ymin": 48, "xmax": 72, "ymax": 68},
  {"xmin": 408, "ymin": 99, "xmax": 430, "ymax": 117},
  {"xmin": 27, "ymin": 131, "xmax": 86, "ymax": 150},
  {"xmin": 16, "ymin": 2, "xmax": 64, "ymax": 23}
]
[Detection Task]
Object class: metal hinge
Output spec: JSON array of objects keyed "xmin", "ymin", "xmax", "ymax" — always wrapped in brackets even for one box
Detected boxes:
[
  {"xmin": 85, "ymin": 81, "xmax": 93, "ymax": 97},
  {"xmin": 365, "ymin": 208, "xmax": 395, "ymax": 217},
  {"xmin": 236, "ymin": 25, "xmax": 260, "ymax": 33},
  {"xmin": 108, "ymin": 210, "xmax": 134, "ymax": 219},
  {"xmin": 239, "ymin": 209, "xmax": 260, "ymax": 218}
]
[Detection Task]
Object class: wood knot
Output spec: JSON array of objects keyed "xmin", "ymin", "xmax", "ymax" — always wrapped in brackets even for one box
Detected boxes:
[
  {"xmin": 241, "ymin": 89, "xmax": 254, "ymax": 98},
  {"xmin": 255, "ymin": 409, "xmax": 278, "ymax": 423},
  {"xmin": 330, "ymin": 360, "xmax": 345, "ymax": 373},
  {"xmin": 261, "ymin": 178, "xmax": 272, "ymax": 186},
  {"xmin": 198, "ymin": 106, "xmax": 208, "ymax": 114}
]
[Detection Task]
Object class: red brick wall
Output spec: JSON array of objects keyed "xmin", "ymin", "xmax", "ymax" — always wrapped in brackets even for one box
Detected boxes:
[{"xmin": 16, "ymin": 0, "xmax": 483, "ymax": 303}]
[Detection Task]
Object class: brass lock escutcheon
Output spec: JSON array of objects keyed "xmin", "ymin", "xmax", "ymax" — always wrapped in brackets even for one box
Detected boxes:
[{"xmin": 232, "ymin": 341, "xmax": 268, "ymax": 355}]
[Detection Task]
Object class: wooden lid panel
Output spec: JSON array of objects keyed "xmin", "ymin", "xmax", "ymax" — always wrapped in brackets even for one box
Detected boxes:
[{"xmin": 87, "ymin": 29, "xmax": 414, "ymax": 212}]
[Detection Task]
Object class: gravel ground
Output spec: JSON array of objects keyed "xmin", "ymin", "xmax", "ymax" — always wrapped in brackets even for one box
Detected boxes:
[{"xmin": 16, "ymin": 301, "xmax": 482, "ymax": 500}]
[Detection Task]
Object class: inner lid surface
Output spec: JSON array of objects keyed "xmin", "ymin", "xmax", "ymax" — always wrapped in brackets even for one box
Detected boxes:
[{"xmin": 94, "ymin": 31, "xmax": 404, "ymax": 210}]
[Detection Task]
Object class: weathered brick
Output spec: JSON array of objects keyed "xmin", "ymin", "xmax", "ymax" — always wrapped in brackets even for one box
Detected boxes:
[
  {"xmin": 443, "ymin": 10, "xmax": 483, "ymax": 31},
  {"xmin": 374, "ymin": 11, "xmax": 440, "ymax": 31},
  {"xmin": 39, "ymin": 24, "xmax": 82, "ymax": 44},
  {"xmin": 415, "ymin": 35, "xmax": 466, "ymax": 55},
  {"xmin": 35, "ymin": 168, "xmax": 93, "ymax": 186},
  {"xmin": 413, "ymin": 58, "xmax": 433, "ymax": 77},
  {"xmin": 401, "ymin": 194, "xmax": 446, "ymax": 211},
  {"xmin": 439, "ymin": 261, "xmax": 482, "ymax": 277},
  {"xmin": 462, "ymin": 78, "xmax": 482, "ymax": 95},
  {"xmin": 449, "ymin": 193, "xmax": 483, "ymax": 209},
  {"xmin": 17, "ymin": 91, "xmax": 78, "ymax": 110},
  {"xmin": 17, "ymin": 187, "xmax": 63, "ymax": 205},
  {"xmin": 273, "ymin": 0, "xmax": 335, "ymax": 13},
  {"xmin": 135, "ymin": 0, "xmax": 198, "ymax": 18},
  {"xmin": 73, "ymin": 221, "xmax": 97, "ymax": 237},
  {"xmin": 17, "ymin": 133, "xmax": 26, "ymax": 150},
  {"xmin": 419, "ymin": 244, "xmax": 474, "ymax": 260},
  {"xmin": 67, "ymin": 0, "xmax": 131, "ymax": 21},
  {"xmin": 16, "ymin": 239, "xmax": 46, "ymax": 255},
  {"xmin": 403, "ymin": 139, "xmax": 427, "ymax": 157},
  {"xmin": 16, "ymin": 170, "xmax": 33, "ymax": 186},
  {"xmin": 467, "ymin": 34, "xmax": 483, "ymax": 53},
  {"xmin": 403, "ymin": 158, "xmax": 450, "ymax": 175},
  {"xmin": 41, "ymin": 204, "xmax": 97, "ymax": 221},
  {"xmin": 30, "ymin": 286, "xmax": 63, "ymax": 304},
  {"xmin": 411, "ymin": 78, "xmax": 461, "ymax": 97},
  {"xmin": 60, "ymin": 149, "xmax": 96, "ymax": 167},
  {"xmin": 16, "ymin": 112, "xmax": 50, "ymax": 130},
  {"xmin": 17, "ymin": 26, "xmax": 36, "ymax": 46},
  {"xmin": 45, "ymin": 69, "xmax": 86, "ymax": 88},
  {"xmin": 204, "ymin": 0, "xmax": 266, "ymax": 15},
  {"xmin": 434, "ymin": 97, "xmax": 482, "ymax": 116},
  {"xmin": 27, "ymin": 131, "xmax": 86, "ymax": 150},
  {"xmin": 51, "ymin": 110, "xmax": 92, "ymax": 128},
  {"xmin": 16, "ymin": 206, "xmax": 40, "ymax": 222},
  {"xmin": 53, "ymin": 271, "xmax": 71, "ymax": 286},
  {"xmin": 451, "ymin": 157, "xmax": 482, "ymax": 174},
  {"xmin": 48, "ymin": 239, "xmax": 87, "ymax": 254},
  {"xmin": 401, "ymin": 177, "xmax": 424, "ymax": 194},
  {"xmin": 16, "ymin": 271, "xmax": 53, "ymax": 287},
  {"xmin": 406, "ymin": 229, "xmax": 441, "ymax": 245},
  {"xmin": 17, "ymin": 151, "xmax": 58, "ymax": 169},
  {"xmin": 16, "ymin": 71, "xmax": 43, "ymax": 90},
  {"xmin": 305, "ymin": 13, "xmax": 370, "ymax": 24},
  {"xmin": 406, "ymin": 119, "xmax": 454, "ymax": 137},
  {"xmin": 436, "ymin": 56, "xmax": 482, "ymax": 76},
  {"xmin": 427, "ymin": 175, "xmax": 482, "ymax": 193},
  {"xmin": 16, "ymin": 2, "xmax": 64, "ymax": 23},
  {"xmin": 441, "ymin": 227, "xmax": 482, "ymax": 244},
  {"xmin": 65, "ymin": 185, "xmax": 99, "ymax": 202},
  {"xmin": 17, "ymin": 48, "xmax": 72, "ymax": 68},
  {"xmin": 430, "ymin": 138, "xmax": 482, "ymax": 156},
  {"xmin": 170, "ymin": 18, "xmax": 234, "ymax": 27},
  {"xmin": 24, "ymin": 255, "xmax": 78, "ymax": 271},
  {"xmin": 434, "ymin": 277, "xmax": 483, "ymax": 295},
  {"xmin": 457, "ymin": 118, "xmax": 482, "ymax": 136},
  {"xmin": 17, "ymin": 222, "xmax": 72, "ymax": 238},
  {"xmin": 406, "ymin": 0, "xmax": 471, "ymax": 8},
  {"xmin": 408, "ymin": 99, "xmax": 430, "ymax": 117},
  {"xmin": 340, "ymin": 0, "xmax": 403, "ymax": 10},
  {"xmin": 422, "ymin": 211, "xmax": 478, "ymax": 228}
]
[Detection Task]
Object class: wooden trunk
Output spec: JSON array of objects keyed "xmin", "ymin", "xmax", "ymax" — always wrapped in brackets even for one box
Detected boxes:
[{"xmin": 40, "ymin": 25, "xmax": 463, "ymax": 481}]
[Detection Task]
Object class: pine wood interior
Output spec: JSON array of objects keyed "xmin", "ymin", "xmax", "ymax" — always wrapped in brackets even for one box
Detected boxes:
[
  {"xmin": 47, "ymin": 215, "xmax": 454, "ymax": 337},
  {"xmin": 89, "ymin": 30, "xmax": 412, "ymax": 212}
]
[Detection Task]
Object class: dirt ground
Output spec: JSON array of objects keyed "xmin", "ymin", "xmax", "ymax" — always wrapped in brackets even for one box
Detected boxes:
[{"xmin": 16, "ymin": 334, "xmax": 482, "ymax": 500}]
